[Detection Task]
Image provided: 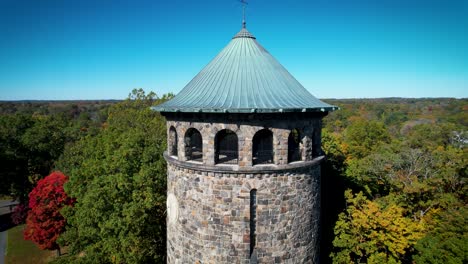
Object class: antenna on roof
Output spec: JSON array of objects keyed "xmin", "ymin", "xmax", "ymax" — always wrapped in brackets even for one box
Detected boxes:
[{"xmin": 240, "ymin": 0, "xmax": 248, "ymax": 28}]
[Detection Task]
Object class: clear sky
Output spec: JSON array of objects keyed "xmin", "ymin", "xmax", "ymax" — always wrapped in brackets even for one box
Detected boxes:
[{"xmin": 0, "ymin": 0, "xmax": 467, "ymax": 100}]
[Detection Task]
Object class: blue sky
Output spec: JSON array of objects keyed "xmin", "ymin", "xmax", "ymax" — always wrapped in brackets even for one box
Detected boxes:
[{"xmin": 0, "ymin": 0, "xmax": 467, "ymax": 100}]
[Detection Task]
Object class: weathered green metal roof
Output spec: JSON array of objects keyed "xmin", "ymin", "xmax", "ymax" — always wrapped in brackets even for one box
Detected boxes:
[{"xmin": 153, "ymin": 27, "xmax": 336, "ymax": 113}]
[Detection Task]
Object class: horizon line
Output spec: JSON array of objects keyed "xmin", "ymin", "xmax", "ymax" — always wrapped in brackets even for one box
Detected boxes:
[{"xmin": 1, "ymin": 96, "xmax": 466, "ymax": 102}]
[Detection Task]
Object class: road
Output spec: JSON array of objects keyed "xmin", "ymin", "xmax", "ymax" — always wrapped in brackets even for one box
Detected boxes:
[
  {"xmin": 0, "ymin": 200, "xmax": 18, "ymax": 216},
  {"xmin": 0, "ymin": 200, "xmax": 15, "ymax": 207},
  {"xmin": 0, "ymin": 199, "xmax": 16, "ymax": 264},
  {"xmin": 0, "ymin": 230, "xmax": 6, "ymax": 264}
]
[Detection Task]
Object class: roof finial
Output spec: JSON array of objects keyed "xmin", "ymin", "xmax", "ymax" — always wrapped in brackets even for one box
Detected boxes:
[{"xmin": 240, "ymin": 0, "xmax": 248, "ymax": 28}]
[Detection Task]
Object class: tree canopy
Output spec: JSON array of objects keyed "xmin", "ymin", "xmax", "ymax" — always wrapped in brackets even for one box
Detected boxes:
[
  {"xmin": 55, "ymin": 89, "xmax": 169, "ymax": 263},
  {"xmin": 2, "ymin": 95, "xmax": 465, "ymax": 263},
  {"xmin": 0, "ymin": 100, "xmax": 112, "ymax": 201},
  {"xmin": 322, "ymin": 98, "xmax": 467, "ymax": 263}
]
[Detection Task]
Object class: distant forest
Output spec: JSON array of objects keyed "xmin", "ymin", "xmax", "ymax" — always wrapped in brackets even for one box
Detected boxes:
[
  {"xmin": 320, "ymin": 97, "xmax": 466, "ymax": 263},
  {"xmin": 0, "ymin": 91, "xmax": 466, "ymax": 263}
]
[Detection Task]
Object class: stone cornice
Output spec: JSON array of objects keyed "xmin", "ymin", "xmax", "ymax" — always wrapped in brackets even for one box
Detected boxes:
[{"xmin": 164, "ymin": 151, "xmax": 324, "ymax": 174}]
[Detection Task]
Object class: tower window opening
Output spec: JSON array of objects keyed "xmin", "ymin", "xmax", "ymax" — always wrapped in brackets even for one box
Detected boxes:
[
  {"xmin": 312, "ymin": 129, "xmax": 321, "ymax": 157},
  {"xmin": 169, "ymin": 126, "xmax": 178, "ymax": 157},
  {"xmin": 288, "ymin": 128, "xmax": 302, "ymax": 163},
  {"xmin": 252, "ymin": 129, "xmax": 273, "ymax": 165},
  {"xmin": 250, "ymin": 189, "xmax": 257, "ymax": 259},
  {"xmin": 184, "ymin": 128, "xmax": 203, "ymax": 162},
  {"xmin": 215, "ymin": 129, "xmax": 238, "ymax": 165}
]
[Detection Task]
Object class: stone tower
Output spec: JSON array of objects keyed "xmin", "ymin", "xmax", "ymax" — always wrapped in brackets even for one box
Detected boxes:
[{"xmin": 153, "ymin": 24, "xmax": 336, "ymax": 263}]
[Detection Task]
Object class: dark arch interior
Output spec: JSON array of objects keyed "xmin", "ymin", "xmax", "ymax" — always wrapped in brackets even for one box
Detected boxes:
[
  {"xmin": 288, "ymin": 128, "xmax": 302, "ymax": 163},
  {"xmin": 312, "ymin": 129, "xmax": 322, "ymax": 157},
  {"xmin": 252, "ymin": 129, "xmax": 273, "ymax": 165},
  {"xmin": 169, "ymin": 127, "xmax": 178, "ymax": 157},
  {"xmin": 185, "ymin": 128, "xmax": 203, "ymax": 162},
  {"xmin": 215, "ymin": 129, "xmax": 238, "ymax": 164}
]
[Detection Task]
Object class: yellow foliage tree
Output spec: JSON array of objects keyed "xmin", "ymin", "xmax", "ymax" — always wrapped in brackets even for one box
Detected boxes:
[{"xmin": 331, "ymin": 190, "xmax": 425, "ymax": 264}]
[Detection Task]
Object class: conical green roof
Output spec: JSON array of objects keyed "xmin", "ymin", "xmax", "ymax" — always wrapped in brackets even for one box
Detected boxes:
[{"xmin": 153, "ymin": 27, "xmax": 336, "ymax": 113}]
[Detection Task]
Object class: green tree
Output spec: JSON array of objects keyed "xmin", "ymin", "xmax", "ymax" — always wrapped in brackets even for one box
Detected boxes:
[
  {"xmin": 405, "ymin": 123, "xmax": 457, "ymax": 150},
  {"xmin": 20, "ymin": 114, "xmax": 69, "ymax": 184},
  {"xmin": 56, "ymin": 89, "xmax": 168, "ymax": 263},
  {"xmin": 322, "ymin": 129, "xmax": 346, "ymax": 173},
  {"xmin": 343, "ymin": 119, "xmax": 390, "ymax": 160},
  {"xmin": 413, "ymin": 206, "xmax": 468, "ymax": 264},
  {"xmin": 0, "ymin": 113, "xmax": 33, "ymax": 197},
  {"xmin": 0, "ymin": 112, "xmax": 76, "ymax": 201}
]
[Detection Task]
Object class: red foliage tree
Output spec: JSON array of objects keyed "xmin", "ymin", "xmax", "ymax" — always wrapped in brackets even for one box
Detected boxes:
[{"xmin": 24, "ymin": 171, "xmax": 74, "ymax": 252}]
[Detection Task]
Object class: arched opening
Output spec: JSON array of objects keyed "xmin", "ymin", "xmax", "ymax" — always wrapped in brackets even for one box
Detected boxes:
[
  {"xmin": 288, "ymin": 128, "xmax": 302, "ymax": 163},
  {"xmin": 252, "ymin": 129, "xmax": 273, "ymax": 165},
  {"xmin": 184, "ymin": 128, "xmax": 203, "ymax": 162},
  {"xmin": 215, "ymin": 129, "xmax": 238, "ymax": 164},
  {"xmin": 312, "ymin": 129, "xmax": 321, "ymax": 157},
  {"xmin": 168, "ymin": 126, "xmax": 178, "ymax": 157}
]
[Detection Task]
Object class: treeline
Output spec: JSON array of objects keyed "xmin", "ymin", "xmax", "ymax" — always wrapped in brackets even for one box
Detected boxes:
[
  {"xmin": 0, "ymin": 100, "xmax": 119, "ymax": 116},
  {"xmin": 0, "ymin": 100, "xmax": 117, "ymax": 201},
  {"xmin": 1, "ymin": 89, "xmax": 172, "ymax": 262},
  {"xmin": 0, "ymin": 93, "xmax": 465, "ymax": 263},
  {"xmin": 321, "ymin": 98, "xmax": 467, "ymax": 263}
]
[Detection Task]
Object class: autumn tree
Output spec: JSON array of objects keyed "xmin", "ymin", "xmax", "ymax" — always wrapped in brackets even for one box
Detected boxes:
[
  {"xmin": 315, "ymin": 98, "xmax": 467, "ymax": 262},
  {"xmin": 24, "ymin": 171, "xmax": 74, "ymax": 255},
  {"xmin": 327, "ymin": 100, "xmax": 467, "ymax": 263},
  {"xmin": 331, "ymin": 191, "xmax": 425, "ymax": 264},
  {"xmin": 345, "ymin": 131, "xmax": 466, "ymax": 214}
]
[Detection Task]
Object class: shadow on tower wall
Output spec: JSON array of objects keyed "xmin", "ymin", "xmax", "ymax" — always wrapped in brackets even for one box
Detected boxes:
[{"xmin": 319, "ymin": 154, "xmax": 356, "ymax": 263}]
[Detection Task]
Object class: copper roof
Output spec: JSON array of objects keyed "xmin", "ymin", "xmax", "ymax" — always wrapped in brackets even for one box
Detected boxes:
[{"xmin": 153, "ymin": 27, "xmax": 336, "ymax": 113}]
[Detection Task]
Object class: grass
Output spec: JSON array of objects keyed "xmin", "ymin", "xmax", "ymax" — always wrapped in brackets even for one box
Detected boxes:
[{"xmin": 5, "ymin": 225, "xmax": 55, "ymax": 264}]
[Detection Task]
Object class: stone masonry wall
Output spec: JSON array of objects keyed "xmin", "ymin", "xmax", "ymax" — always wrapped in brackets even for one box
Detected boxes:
[
  {"xmin": 167, "ymin": 161, "xmax": 321, "ymax": 264},
  {"xmin": 163, "ymin": 113, "xmax": 325, "ymax": 264}
]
